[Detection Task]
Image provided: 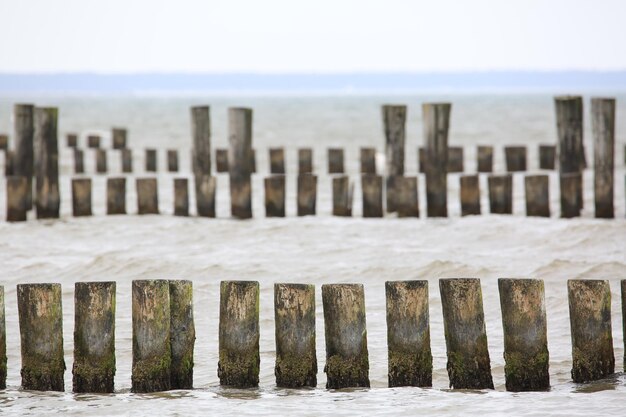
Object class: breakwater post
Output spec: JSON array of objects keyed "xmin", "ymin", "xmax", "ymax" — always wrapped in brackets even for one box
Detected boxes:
[
  {"xmin": 423, "ymin": 103, "xmax": 451, "ymax": 217},
  {"xmin": 136, "ymin": 178, "xmax": 159, "ymax": 215},
  {"xmin": 505, "ymin": 146, "xmax": 527, "ymax": 172},
  {"xmin": 195, "ymin": 175, "xmax": 216, "ymax": 217},
  {"xmin": 72, "ymin": 178, "xmax": 92, "ymax": 217},
  {"xmin": 174, "ymin": 178, "xmax": 189, "ymax": 216},
  {"xmin": 216, "ymin": 149, "xmax": 228, "ymax": 173},
  {"xmin": 191, "ymin": 106, "xmax": 212, "ymax": 178},
  {"xmin": 447, "ymin": 147, "xmax": 464, "ymax": 173},
  {"xmin": 0, "ymin": 286, "xmax": 6, "ymax": 389},
  {"xmin": 297, "ymin": 174, "xmax": 317, "ymax": 216},
  {"xmin": 229, "ymin": 108, "xmax": 253, "ymax": 219},
  {"xmin": 13, "ymin": 104, "xmax": 34, "ymax": 210},
  {"xmin": 6, "ymin": 176, "xmax": 28, "ymax": 221},
  {"xmin": 121, "ymin": 149, "xmax": 133, "ymax": 173},
  {"xmin": 525, "ymin": 175, "xmax": 550, "ymax": 217},
  {"xmin": 298, "ymin": 148, "xmax": 313, "ymax": 174},
  {"xmin": 107, "ymin": 177, "xmax": 126, "ymax": 215},
  {"xmin": 112, "ymin": 128, "xmax": 126, "ymax": 149},
  {"xmin": 328, "ymin": 148, "xmax": 344, "ymax": 174},
  {"xmin": 87, "ymin": 135, "xmax": 100, "ymax": 148},
  {"xmin": 591, "ymin": 98, "xmax": 615, "ymax": 218},
  {"xmin": 539, "ymin": 145, "xmax": 556, "ymax": 170},
  {"xmin": 96, "ymin": 149, "xmax": 107, "ymax": 174},
  {"xmin": 488, "ymin": 174, "xmax": 513, "ymax": 214},
  {"xmin": 265, "ymin": 175, "xmax": 286, "ymax": 217},
  {"xmin": 396, "ymin": 176, "xmax": 419, "ymax": 217},
  {"xmin": 560, "ymin": 172, "xmax": 582, "ymax": 218},
  {"xmin": 145, "ymin": 149, "xmax": 157, "ymax": 172},
  {"xmin": 460, "ymin": 175, "xmax": 481, "ymax": 216},
  {"xmin": 383, "ymin": 105, "xmax": 406, "ymax": 213},
  {"xmin": 361, "ymin": 174, "xmax": 383, "ymax": 218},
  {"xmin": 270, "ymin": 148, "xmax": 286, "ymax": 174},
  {"xmin": 477, "ymin": 145, "xmax": 493, "ymax": 172},
  {"xmin": 360, "ymin": 148, "xmax": 376, "ymax": 174},
  {"xmin": 555, "ymin": 96, "xmax": 584, "ymax": 211},
  {"xmin": 33, "ymin": 107, "xmax": 60, "ymax": 219},
  {"xmin": 74, "ymin": 149, "xmax": 84, "ymax": 174},
  {"xmin": 168, "ymin": 150, "xmax": 179, "ymax": 172},
  {"xmin": 332, "ymin": 175, "xmax": 353, "ymax": 217},
  {"xmin": 66, "ymin": 133, "xmax": 78, "ymax": 148},
  {"xmin": 169, "ymin": 280, "xmax": 195, "ymax": 389}
]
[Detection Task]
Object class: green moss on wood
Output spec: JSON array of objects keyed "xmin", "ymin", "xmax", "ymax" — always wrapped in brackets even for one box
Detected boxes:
[
  {"xmin": 218, "ymin": 350, "xmax": 259, "ymax": 388},
  {"xmin": 132, "ymin": 354, "xmax": 172, "ymax": 393},
  {"xmin": 388, "ymin": 350, "xmax": 432, "ymax": 387},
  {"xmin": 275, "ymin": 352, "xmax": 317, "ymax": 388},
  {"xmin": 324, "ymin": 354, "xmax": 369, "ymax": 389},
  {"xmin": 504, "ymin": 350, "xmax": 549, "ymax": 391}
]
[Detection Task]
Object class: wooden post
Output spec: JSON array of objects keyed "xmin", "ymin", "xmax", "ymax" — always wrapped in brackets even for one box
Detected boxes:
[
  {"xmin": 539, "ymin": 145, "xmax": 556, "ymax": 170},
  {"xmin": 73, "ymin": 281, "xmax": 116, "ymax": 393},
  {"xmin": 191, "ymin": 106, "xmax": 211, "ymax": 177},
  {"xmin": 250, "ymin": 149, "xmax": 257, "ymax": 173},
  {"xmin": 74, "ymin": 149, "xmax": 84, "ymax": 174},
  {"xmin": 460, "ymin": 175, "xmax": 481, "ymax": 216},
  {"xmin": 169, "ymin": 280, "xmax": 195, "ymax": 389},
  {"xmin": 447, "ymin": 147, "xmax": 464, "ymax": 173},
  {"xmin": 298, "ymin": 148, "xmax": 313, "ymax": 174},
  {"xmin": 504, "ymin": 146, "xmax": 527, "ymax": 172},
  {"xmin": 622, "ymin": 280, "xmax": 626, "ymax": 372},
  {"xmin": 0, "ymin": 135, "xmax": 6, "ymax": 151},
  {"xmin": 418, "ymin": 147, "xmax": 425, "ymax": 173},
  {"xmin": 13, "ymin": 104, "xmax": 34, "ymax": 210},
  {"xmin": 555, "ymin": 96, "xmax": 584, "ymax": 210},
  {"xmin": 195, "ymin": 175, "xmax": 216, "ymax": 218},
  {"xmin": 439, "ymin": 278, "xmax": 493, "ymax": 389},
  {"xmin": 107, "ymin": 177, "xmax": 126, "ymax": 215},
  {"xmin": 360, "ymin": 147, "xmax": 376, "ymax": 174},
  {"xmin": 145, "ymin": 149, "xmax": 157, "ymax": 172},
  {"xmin": 269, "ymin": 147, "xmax": 286, "ymax": 174},
  {"xmin": 87, "ymin": 135, "xmax": 100, "ymax": 148},
  {"xmin": 66, "ymin": 133, "xmax": 78, "ymax": 148},
  {"xmin": 423, "ymin": 103, "xmax": 451, "ymax": 217},
  {"xmin": 395, "ymin": 176, "xmax": 419, "ymax": 218},
  {"xmin": 328, "ymin": 148, "xmax": 344, "ymax": 174},
  {"xmin": 477, "ymin": 145, "xmax": 493, "ymax": 173},
  {"xmin": 488, "ymin": 174, "xmax": 513, "ymax": 214},
  {"xmin": 174, "ymin": 178, "xmax": 189, "ymax": 217},
  {"xmin": 132, "ymin": 280, "xmax": 171, "ymax": 393},
  {"xmin": 218, "ymin": 281, "xmax": 260, "ymax": 388},
  {"xmin": 274, "ymin": 283, "xmax": 317, "ymax": 388},
  {"xmin": 5, "ymin": 150, "xmax": 14, "ymax": 176},
  {"xmin": 297, "ymin": 174, "xmax": 317, "ymax": 216},
  {"xmin": 568, "ymin": 280, "xmax": 614, "ymax": 382},
  {"xmin": 112, "ymin": 128, "xmax": 127, "ymax": 149},
  {"xmin": 332, "ymin": 175, "xmax": 352, "ymax": 217},
  {"xmin": 229, "ymin": 108, "xmax": 253, "ymax": 219},
  {"xmin": 591, "ymin": 98, "xmax": 615, "ymax": 218},
  {"xmin": 498, "ymin": 279, "xmax": 549, "ymax": 392},
  {"xmin": 264, "ymin": 175, "xmax": 286, "ymax": 217},
  {"xmin": 525, "ymin": 175, "xmax": 550, "ymax": 217},
  {"xmin": 383, "ymin": 105, "xmax": 406, "ymax": 177},
  {"xmin": 322, "ymin": 284, "xmax": 369, "ymax": 389},
  {"xmin": 96, "ymin": 149, "xmax": 107, "ymax": 174},
  {"xmin": 136, "ymin": 178, "xmax": 159, "ymax": 215},
  {"xmin": 17, "ymin": 283, "xmax": 65, "ymax": 391},
  {"xmin": 121, "ymin": 149, "xmax": 132, "ymax": 173},
  {"xmin": 72, "ymin": 178, "xmax": 92, "ymax": 217},
  {"xmin": 361, "ymin": 174, "xmax": 383, "ymax": 218},
  {"xmin": 215, "ymin": 149, "xmax": 228, "ymax": 173},
  {"xmin": 560, "ymin": 173, "xmax": 581, "ymax": 218},
  {"xmin": 0, "ymin": 286, "xmax": 6, "ymax": 389},
  {"xmin": 385, "ymin": 281, "xmax": 432, "ymax": 387},
  {"xmin": 167, "ymin": 150, "xmax": 179, "ymax": 172},
  {"xmin": 6, "ymin": 176, "xmax": 28, "ymax": 221}
]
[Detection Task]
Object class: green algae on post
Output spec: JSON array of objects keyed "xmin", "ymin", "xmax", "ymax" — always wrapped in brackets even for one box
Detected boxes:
[
  {"xmin": 169, "ymin": 280, "xmax": 195, "ymax": 389},
  {"xmin": 0, "ymin": 286, "xmax": 6, "ymax": 389}
]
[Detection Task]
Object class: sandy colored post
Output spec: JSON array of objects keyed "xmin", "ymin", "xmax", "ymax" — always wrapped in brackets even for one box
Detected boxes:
[
  {"xmin": 360, "ymin": 147, "xmax": 376, "ymax": 174},
  {"xmin": 0, "ymin": 287, "xmax": 5, "ymax": 389},
  {"xmin": 383, "ymin": 105, "xmax": 406, "ymax": 177},
  {"xmin": 136, "ymin": 178, "xmax": 159, "ymax": 215},
  {"xmin": 568, "ymin": 280, "xmax": 614, "ymax": 382},
  {"xmin": 72, "ymin": 178, "xmax": 92, "ymax": 217},
  {"xmin": 423, "ymin": 103, "xmax": 451, "ymax": 217},
  {"xmin": 145, "ymin": 149, "xmax": 157, "ymax": 172},
  {"xmin": 361, "ymin": 174, "xmax": 383, "ymax": 218},
  {"xmin": 274, "ymin": 283, "xmax": 317, "ymax": 388},
  {"xmin": 132, "ymin": 280, "xmax": 171, "ymax": 393},
  {"xmin": 195, "ymin": 175, "xmax": 216, "ymax": 217},
  {"xmin": 215, "ymin": 149, "xmax": 228, "ymax": 173},
  {"xmin": 264, "ymin": 175, "xmax": 286, "ymax": 217},
  {"xmin": 13, "ymin": 104, "xmax": 34, "ymax": 210},
  {"xmin": 394, "ymin": 176, "xmax": 419, "ymax": 217},
  {"xmin": 332, "ymin": 175, "xmax": 352, "ymax": 217},
  {"xmin": 112, "ymin": 128, "xmax": 127, "ymax": 149},
  {"xmin": 560, "ymin": 172, "xmax": 581, "ymax": 218},
  {"xmin": 525, "ymin": 175, "xmax": 550, "ymax": 217},
  {"xmin": 73, "ymin": 281, "xmax": 116, "ymax": 393},
  {"xmin": 439, "ymin": 278, "xmax": 493, "ymax": 389},
  {"xmin": 460, "ymin": 175, "xmax": 480, "ymax": 216},
  {"xmin": 218, "ymin": 281, "xmax": 260, "ymax": 388},
  {"xmin": 298, "ymin": 148, "xmax": 313, "ymax": 174},
  {"xmin": 121, "ymin": 149, "xmax": 132, "ymax": 173},
  {"xmin": 269, "ymin": 147, "xmax": 285, "ymax": 174},
  {"xmin": 328, "ymin": 148, "xmax": 344, "ymax": 174},
  {"xmin": 504, "ymin": 146, "xmax": 527, "ymax": 172},
  {"xmin": 6, "ymin": 176, "xmax": 28, "ymax": 221},
  {"xmin": 229, "ymin": 108, "xmax": 253, "ymax": 219},
  {"xmin": 107, "ymin": 177, "xmax": 126, "ymax": 215},
  {"xmin": 167, "ymin": 150, "xmax": 179, "ymax": 172},
  {"xmin": 297, "ymin": 174, "xmax": 317, "ymax": 216},
  {"xmin": 498, "ymin": 279, "xmax": 549, "ymax": 392},
  {"xmin": 191, "ymin": 106, "xmax": 211, "ymax": 177},
  {"xmin": 96, "ymin": 149, "xmax": 107, "ymax": 174},
  {"xmin": 477, "ymin": 145, "xmax": 493, "ymax": 172},
  {"xmin": 74, "ymin": 149, "xmax": 84, "ymax": 174},
  {"xmin": 87, "ymin": 135, "xmax": 100, "ymax": 148},
  {"xmin": 17, "ymin": 283, "xmax": 65, "ymax": 391},
  {"xmin": 539, "ymin": 145, "xmax": 556, "ymax": 170},
  {"xmin": 488, "ymin": 174, "xmax": 513, "ymax": 214},
  {"xmin": 174, "ymin": 178, "xmax": 189, "ymax": 217},
  {"xmin": 66, "ymin": 133, "xmax": 78, "ymax": 148},
  {"xmin": 385, "ymin": 281, "xmax": 432, "ymax": 387},
  {"xmin": 447, "ymin": 147, "xmax": 464, "ymax": 173},
  {"xmin": 591, "ymin": 98, "xmax": 615, "ymax": 218},
  {"xmin": 169, "ymin": 280, "xmax": 195, "ymax": 389}
]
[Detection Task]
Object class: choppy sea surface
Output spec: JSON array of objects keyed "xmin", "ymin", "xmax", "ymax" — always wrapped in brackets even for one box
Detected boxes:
[{"xmin": 0, "ymin": 94, "xmax": 625, "ymax": 416}]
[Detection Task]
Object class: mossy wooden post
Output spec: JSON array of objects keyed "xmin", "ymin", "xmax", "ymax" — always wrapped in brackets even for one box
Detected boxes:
[
  {"xmin": 622, "ymin": 280, "xmax": 626, "ymax": 371},
  {"xmin": 121, "ymin": 149, "xmax": 132, "ymax": 173},
  {"xmin": 423, "ymin": 103, "xmax": 450, "ymax": 217},
  {"xmin": 6, "ymin": 176, "xmax": 28, "ymax": 221},
  {"xmin": 66, "ymin": 133, "xmax": 78, "ymax": 148},
  {"xmin": 33, "ymin": 107, "xmax": 60, "ymax": 218},
  {"xmin": 488, "ymin": 174, "xmax": 513, "ymax": 214},
  {"xmin": 568, "ymin": 280, "xmax": 614, "ymax": 382},
  {"xmin": 167, "ymin": 150, "xmax": 179, "ymax": 172},
  {"xmin": 107, "ymin": 177, "xmax": 126, "ymax": 215},
  {"xmin": 298, "ymin": 148, "xmax": 313, "ymax": 174},
  {"xmin": 332, "ymin": 175, "xmax": 352, "ymax": 217},
  {"xmin": 136, "ymin": 178, "xmax": 159, "ymax": 215},
  {"xmin": 555, "ymin": 96, "xmax": 584, "ymax": 209},
  {"xmin": 73, "ymin": 281, "xmax": 116, "ymax": 393},
  {"xmin": 269, "ymin": 147, "xmax": 285, "ymax": 174},
  {"xmin": 17, "ymin": 283, "xmax": 65, "ymax": 391},
  {"xmin": 360, "ymin": 148, "xmax": 376, "ymax": 174},
  {"xmin": 274, "ymin": 283, "xmax": 317, "ymax": 388},
  {"xmin": 447, "ymin": 147, "xmax": 464, "ymax": 173},
  {"xmin": 145, "ymin": 149, "xmax": 157, "ymax": 172},
  {"xmin": 498, "ymin": 278, "xmax": 549, "ymax": 392},
  {"xmin": 195, "ymin": 175, "xmax": 216, "ymax": 217},
  {"xmin": 361, "ymin": 174, "xmax": 383, "ymax": 218},
  {"xmin": 297, "ymin": 174, "xmax": 317, "ymax": 216},
  {"xmin": 191, "ymin": 106, "xmax": 211, "ymax": 178},
  {"xmin": 525, "ymin": 175, "xmax": 550, "ymax": 217},
  {"xmin": 218, "ymin": 281, "xmax": 260, "ymax": 388},
  {"xmin": 96, "ymin": 149, "xmax": 107, "ymax": 174},
  {"xmin": 0, "ymin": 286, "xmax": 6, "ymax": 389},
  {"xmin": 264, "ymin": 175, "xmax": 286, "ymax": 217},
  {"xmin": 174, "ymin": 178, "xmax": 189, "ymax": 217},
  {"xmin": 87, "ymin": 135, "xmax": 100, "ymax": 148},
  {"xmin": 396, "ymin": 176, "xmax": 419, "ymax": 217},
  {"xmin": 228, "ymin": 108, "xmax": 253, "ymax": 219},
  {"xmin": 215, "ymin": 149, "xmax": 228, "ymax": 173},
  {"xmin": 504, "ymin": 146, "xmax": 527, "ymax": 172},
  {"xmin": 169, "ymin": 280, "xmax": 195, "ymax": 389},
  {"xmin": 72, "ymin": 178, "xmax": 92, "ymax": 217},
  {"xmin": 560, "ymin": 172, "xmax": 581, "ymax": 218},
  {"xmin": 477, "ymin": 145, "xmax": 493, "ymax": 172},
  {"xmin": 13, "ymin": 104, "xmax": 34, "ymax": 210},
  {"xmin": 74, "ymin": 149, "xmax": 84, "ymax": 174},
  {"xmin": 322, "ymin": 284, "xmax": 369, "ymax": 389},
  {"xmin": 539, "ymin": 145, "xmax": 556, "ymax": 170},
  {"xmin": 439, "ymin": 278, "xmax": 493, "ymax": 389},
  {"xmin": 328, "ymin": 148, "xmax": 344, "ymax": 174},
  {"xmin": 132, "ymin": 280, "xmax": 171, "ymax": 393},
  {"xmin": 112, "ymin": 128, "xmax": 127, "ymax": 149},
  {"xmin": 385, "ymin": 281, "xmax": 432, "ymax": 387},
  {"xmin": 460, "ymin": 175, "xmax": 480, "ymax": 216},
  {"xmin": 591, "ymin": 98, "xmax": 615, "ymax": 218}
]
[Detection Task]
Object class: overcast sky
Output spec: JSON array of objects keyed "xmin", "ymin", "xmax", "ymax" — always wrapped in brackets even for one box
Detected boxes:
[{"xmin": 1, "ymin": 0, "xmax": 625, "ymax": 73}]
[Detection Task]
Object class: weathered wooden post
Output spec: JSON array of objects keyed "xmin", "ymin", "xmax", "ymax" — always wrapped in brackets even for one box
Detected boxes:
[
  {"xmin": 136, "ymin": 178, "xmax": 159, "ymax": 215},
  {"xmin": 298, "ymin": 148, "xmax": 313, "ymax": 174},
  {"xmin": 361, "ymin": 174, "xmax": 383, "ymax": 218},
  {"xmin": 121, "ymin": 149, "xmax": 133, "ymax": 173},
  {"xmin": 539, "ymin": 145, "xmax": 556, "ymax": 170},
  {"xmin": 525, "ymin": 175, "xmax": 550, "ymax": 217},
  {"xmin": 488, "ymin": 174, "xmax": 513, "ymax": 214},
  {"xmin": 560, "ymin": 172, "xmax": 581, "ymax": 218},
  {"xmin": 4, "ymin": 150, "xmax": 13, "ymax": 176},
  {"xmin": 107, "ymin": 177, "xmax": 126, "ymax": 215},
  {"xmin": 218, "ymin": 281, "xmax": 260, "ymax": 388},
  {"xmin": 17, "ymin": 283, "xmax": 65, "ymax": 391},
  {"xmin": 591, "ymin": 98, "xmax": 615, "ymax": 218},
  {"xmin": 505, "ymin": 146, "xmax": 527, "ymax": 172},
  {"xmin": 332, "ymin": 175, "xmax": 353, "ymax": 217},
  {"xmin": 423, "ymin": 103, "xmax": 451, "ymax": 217},
  {"xmin": 297, "ymin": 174, "xmax": 317, "ymax": 216},
  {"xmin": 360, "ymin": 148, "xmax": 376, "ymax": 174},
  {"xmin": 96, "ymin": 149, "xmax": 107, "ymax": 174},
  {"xmin": 568, "ymin": 280, "xmax": 614, "ymax": 382},
  {"xmin": 13, "ymin": 104, "xmax": 34, "ymax": 210},
  {"xmin": 74, "ymin": 149, "xmax": 85, "ymax": 174},
  {"xmin": 0, "ymin": 135, "xmax": 6, "ymax": 151},
  {"xmin": 0, "ymin": 286, "xmax": 6, "ymax": 389},
  {"xmin": 195, "ymin": 175, "xmax": 216, "ymax": 217},
  {"xmin": 477, "ymin": 145, "xmax": 494, "ymax": 172},
  {"xmin": 6, "ymin": 176, "xmax": 28, "ymax": 221},
  {"xmin": 174, "ymin": 178, "xmax": 189, "ymax": 216},
  {"xmin": 87, "ymin": 135, "xmax": 100, "ymax": 148},
  {"xmin": 169, "ymin": 280, "xmax": 195, "ymax": 389},
  {"xmin": 395, "ymin": 176, "xmax": 419, "ymax": 217},
  {"xmin": 418, "ymin": 147, "xmax": 425, "ymax": 173},
  {"xmin": 328, "ymin": 148, "xmax": 344, "ymax": 174},
  {"xmin": 439, "ymin": 278, "xmax": 493, "ymax": 389},
  {"xmin": 66, "ymin": 133, "xmax": 78, "ymax": 148},
  {"xmin": 383, "ymin": 105, "xmax": 405, "ymax": 212},
  {"xmin": 73, "ymin": 281, "xmax": 116, "ymax": 393},
  {"xmin": 33, "ymin": 107, "xmax": 60, "ymax": 219},
  {"xmin": 132, "ymin": 280, "xmax": 171, "ymax": 393},
  {"xmin": 447, "ymin": 147, "xmax": 464, "ymax": 173},
  {"xmin": 264, "ymin": 175, "xmax": 286, "ymax": 217},
  {"xmin": 112, "ymin": 128, "xmax": 127, "ymax": 149},
  {"xmin": 270, "ymin": 147, "xmax": 286, "ymax": 174},
  {"xmin": 191, "ymin": 106, "xmax": 211, "ymax": 178},
  {"xmin": 322, "ymin": 284, "xmax": 369, "ymax": 389},
  {"xmin": 167, "ymin": 150, "xmax": 179, "ymax": 172},
  {"xmin": 145, "ymin": 149, "xmax": 157, "ymax": 172},
  {"xmin": 229, "ymin": 108, "xmax": 253, "ymax": 219},
  {"xmin": 72, "ymin": 178, "xmax": 92, "ymax": 217},
  {"xmin": 215, "ymin": 149, "xmax": 228, "ymax": 173},
  {"xmin": 498, "ymin": 279, "xmax": 549, "ymax": 392},
  {"xmin": 250, "ymin": 149, "xmax": 257, "ymax": 173},
  {"xmin": 460, "ymin": 175, "xmax": 481, "ymax": 216},
  {"xmin": 385, "ymin": 281, "xmax": 432, "ymax": 387},
  {"xmin": 274, "ymin": 283, "xmax": 317, "ymax": 388},
  {"xmin": 555, "ymin": 96, "xmax": 584, "ymax": 211}
]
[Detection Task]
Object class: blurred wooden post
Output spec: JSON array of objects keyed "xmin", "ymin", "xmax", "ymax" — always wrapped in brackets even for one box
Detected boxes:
[
  {"xmin": 215, "ymin": 149, "xmax": 228, "ymax": 172},
  {"xmin": 13, "ymin": 104, "xmax": 34, "ymax": 210},
  {"xmin": 87, "ymin": 135, "xmax": 100, "ymax": 148},
  {"xmin": 250, "ymin": 149, "xmax": 257, "ymax": 173},
  {"xmin": 505, "ymin": 146, "xmax": 527, "ymax": 172},
  {"xmin": 0, "ymin": 286, "xmax": 5, "ymax": 389},
  {"xmin": 96, "ymin": 149, "xmax": 107, "ymax": 174},
  {"xmin": 229, "ymin": 108, "xmax": 253, "ymax": 219},
  {"xmin": 539, "ymin": 145, "xmax": 556, "ymax": 170},
  {"xmin": 121, "ymin": 149, "xmax": 133, "ymax": 173},
  {"xmin": 360, "ymin": 147, "xmax": 376, "ymax": 174},
  {"xmin": 555, "ymin": 96, "xmax": 584, "ymax": 211},
  {"xmin": 264, "ymin": 175, "xmax": 286, "ymax": 217},
  {"xmin": 622, "ymin": 280, "xmax": 626, "ymax": 372},
  {"xmin": 269, "ymin": 147, "xmax": 285, "ymax": 174},
  {"xmin": 447, "ymin": 147, "xmax": 464, "ymax": 173},
  {"xmin": 174, "ymin": 178, "xmax": 189, "ymax": 216},
  {"xmin": 5, "ymin": 150, "xmax": 14, "ymax": 176},
  {"xmin": 423, "ymin": 103, "xmax": 450, "ymax": 217},
  {"xmin": 298, "ymin": 148, "xmax": 313, "ymax": 174},
  {"xmin": 195, "ymin": 175, "xmax": 216, "ymax": 217},
  {"xmin": 33, "ymin": 107, "xmax": 60, "ymax": 219},
  {"xmin": 477, "ymin": 145, "xmax": 493, "ymax": 172},
  {"xmin": 191, "ymin": 106, "xmax": 211, "ymax": 178},
  {"xmin": 66, "ymin": 133, "xmax": 78, "ymax": 148},
  {"xmin": 560, "ymin": 172, "xmax": 581, "ymax": 218},
  {"xmin": 297, "ymin": 174, "xmax": 317, "ymax": 216},
  {"xmin": 332, "ymin": 175, "xmax": 352, "ymax": 217},
  {"xmin": 591, "ymin": 98, "xmax": 615, "ymax": 218},
  {"xmin": 396, "ymin": 176, "xmax": 419, "ymax": 218},
  {"xmin": 383, "ymin": 104, "xmax": 406, "ymax": 177},
  {"xmin": 6, "ymin": 176, "xmax": 28, "ymax": 221},
  {"xmin": 361, "ymin": 174, "xmax": 383, "ymax": 218},
  {"xmin": 145, "ymin": 149, "xmax": 157, "ymax": 172},
  {"xmin": 136, "ymin": 178, "xmax": 159, "ymax": 214},
  {"xmin": 525, "ymin": 175, "xmax": 550, "ymax": 217},
  {"xmin": 72, "ymin": 178, "xmax": 92, "ymax": 217},
  {"xmin": 112, "ymin": 128, "xmax": 127, "ymax": 149},
  {"xmin": 418, "ymin": 147, "xmax": 425, "ymax": 173},
  {"xmin": 488, "ymin": 174, "xmax": 513, "ymax": 214},
  {"xmin": 328, "ymin": 148, "xmax": 344, "ymax": 174},
  {"xmin": 167, "ymin": 150, "xmax": 179, "ymax": 172},
  {"xmin": 107, "ymin": 177, "xmax": 126, "ymax": 215},
  {"xmin": 169, "ymin": 280, "xmax": 195, "ymax": 390},
  {"xmin": 460, "ymin": 175, "xmax": 481, "ymax": 216},
  {"xmin": 74, "ymin": 149, "xmax": 84, "ymax": 174}
]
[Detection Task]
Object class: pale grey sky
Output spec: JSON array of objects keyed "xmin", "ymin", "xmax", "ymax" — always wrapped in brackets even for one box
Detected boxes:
[{"xmin": 1, "ymin": 0, "xmax": 625, "ymax": 73}]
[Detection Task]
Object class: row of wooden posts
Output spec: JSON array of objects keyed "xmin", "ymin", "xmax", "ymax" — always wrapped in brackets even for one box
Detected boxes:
[{"xmin": 0, "ymin": 279, "xmax": 621, "ymax": 393}]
